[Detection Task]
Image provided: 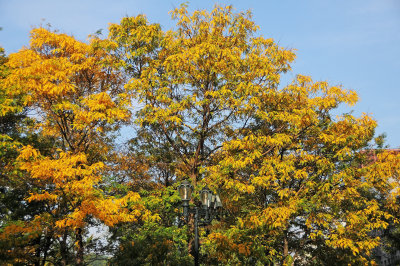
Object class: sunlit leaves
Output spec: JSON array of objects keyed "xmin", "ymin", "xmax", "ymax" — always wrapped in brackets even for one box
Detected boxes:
[
  {"xmin": 111, "ymin": 4, "xmax": 296, "ymax": 186},
  {"xmin": 1, "ymin": 27, "xmax": 147, "ymax": 265},
  {"xmin": 203, "ymin": 66, "xmax": 397, "ymax": 263},
  {"xmin": 2, "ymin": 4, "xmax": 400, "ymax": 265},
  {"xmin": 4, "ymin": 28, "xmax": 129, "ymax": 152}
]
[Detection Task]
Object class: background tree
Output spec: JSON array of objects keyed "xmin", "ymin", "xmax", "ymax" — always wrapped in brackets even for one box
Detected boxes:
[
  {"xmin": 2, "ymin": 29, "xmax": 151, "ymax": 265},
  {"xmin": 363, "ymin": 148, "xmax": 400, "ymax": 265},
  {"xmin": 0, "ymin": 46, "xmax": 59, "ymax": 265},
  {"xmin": 203, "ymin": 74, "xmax": 398, "ymax": 265}
]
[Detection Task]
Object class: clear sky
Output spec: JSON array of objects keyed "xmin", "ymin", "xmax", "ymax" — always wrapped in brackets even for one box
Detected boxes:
[{"xmin": 1, "ymin": 0, "xmax": 399, "ymax": 147}]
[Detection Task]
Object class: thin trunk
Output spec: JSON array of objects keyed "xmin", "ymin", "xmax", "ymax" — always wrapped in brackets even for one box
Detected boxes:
[
  {"xmin": 41, "ymin": 233, "xmax": 52, "ymax": 266},
  {"xmin": 283, "ymin": 230, "xmax": 289, "ymax": 265},
  {"xmin": 60, "ymin": 231, "xmax": 68, "ymax": 266},
  {"xmin": 33, "ymin": 236, "xmax": 41, "ymax": 266},
  {"xmin": 75, "ymin": 227, "xmax": 84, "ymax": 266}
]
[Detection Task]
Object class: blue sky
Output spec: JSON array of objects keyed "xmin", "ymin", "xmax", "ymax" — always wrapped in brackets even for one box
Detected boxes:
[{"xmin": 1, "ymin": 0, "xmax": 399, "ymax": 147}]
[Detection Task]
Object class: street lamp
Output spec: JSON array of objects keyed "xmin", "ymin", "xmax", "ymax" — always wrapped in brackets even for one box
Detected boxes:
[
  {"xmin": 178, "ymin": 179, "xmax": 193, "ymax": 222},
  {"xmin": 177, "ymin": 180, "xmax": 223, "ymax": 266}
]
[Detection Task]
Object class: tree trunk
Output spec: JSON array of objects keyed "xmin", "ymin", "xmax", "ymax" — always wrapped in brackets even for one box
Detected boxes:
[
  {"xmin": 41, "ymin": 233, "xmax": 52, "ymax": 266},
  {"xmin": 60, "ymin": 231, "xmax": 68, "ymax": 266},
  {"xmin": 283, "ymin": 230, "xmax": 289, "ymax": 265},
  {"xmin": 75, "ymin": 227, "xmax": 84, "ymax": 266},
  {"xmin": 33, "ymin": 236, "xmax": 41, "ymax": 266}
]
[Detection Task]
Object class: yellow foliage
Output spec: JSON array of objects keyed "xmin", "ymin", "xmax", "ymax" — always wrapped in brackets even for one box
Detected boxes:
[
  {"xmin": 16, "ymin": 148, "xmax": 147, "ymax": 230},
  {"xmin": 4, "ymin": 27, "xmax": 130, "ymax": 152},
  {"xmin": 1, "ymin": 27, "xmax": 149, "ymax": 258}
]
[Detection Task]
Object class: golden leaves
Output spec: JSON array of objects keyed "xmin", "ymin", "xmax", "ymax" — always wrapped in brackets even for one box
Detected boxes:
[
  {"xmin": 54, "ymin": 191, "xmax": 146, "ymax": 229},
  {"xmin": 17, "ymin": 145, "xmax": 40, "ymax": 160},
  {"xmin": 73, "ymin": 91, "xmax": 130, "ymax": 130},
  {"xmin": 3, "ymin": 4, "xmax": 399, "ymax": 264},
  {"xmin": 2, "ymin": 27, "xmax": 151, "ymax": 250},
  {"xmin": 120, "ymin": 3, "xmax": 296, "ymax": 137},
  {"xmin": 17, "ymin": 147, "xmax": 147, "ymax": 230},
  {"xmin": 5, "ymin": 27, "xmax": 128, "ymax": 145},
  {"xmin": 201, "ymin": 54, "xmax": 394, "ymax": 261}
]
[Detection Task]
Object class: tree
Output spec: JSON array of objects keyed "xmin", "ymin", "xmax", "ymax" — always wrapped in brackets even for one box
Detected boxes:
[
  {"xmin": 203, "ymin": 74, "xmax": 397, "ymax": 265},
  {"xmin": 106, "ymin": 5, "xmax": 294, "ymax": 263},
  {"xmin": 363, "ymin": 149, "xmax": 400, "ymax": 264},
  {"xmin": 0, "ymin": 46, "xmax": 57, "ymax": 265},
  {"xmin": 108, "ymin": 4, "xmax": 400, "ymax": 265},
  {"xmin": 2, "ymin": 28, "xmax": 152, "ymax": 265},
  {"xmin": 108, "ymin": 5, "xmax": 294, "ymax": 186},
  {"xmin": 109, "ymin": 185, "xmax": 192, "ymax": 265},
  {"xmin": 2, "ymin": 4, "xmax": 399, "ymax": 265}
]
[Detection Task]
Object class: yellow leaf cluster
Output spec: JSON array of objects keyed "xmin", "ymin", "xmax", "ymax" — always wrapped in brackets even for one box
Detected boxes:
[
  {"xmin": 4, "ymin": 28, "xmax": 129, "ymax": 148},
  {"xmin": 16, "ymin": 145, "xmax": 148, "ymax": 231}
]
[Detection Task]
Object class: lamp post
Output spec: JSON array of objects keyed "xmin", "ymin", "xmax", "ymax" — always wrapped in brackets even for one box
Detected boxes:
[
  {"xmin": 178, "ymin": 179, "xmax": 193, "ymax": 223},
  {"xmin": 177, "ymin": 180, "xmax": 223, "ymax": 266}
]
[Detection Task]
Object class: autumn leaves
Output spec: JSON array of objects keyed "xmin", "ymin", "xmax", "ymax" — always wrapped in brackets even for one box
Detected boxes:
[{"xmin": 1, "ymin": 4, "xmax": 400, "ymax": 265}]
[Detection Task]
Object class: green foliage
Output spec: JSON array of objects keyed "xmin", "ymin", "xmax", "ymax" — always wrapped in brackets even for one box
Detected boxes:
[
  {"xmin": 111, "ymin": 221, "xmax": 192, "ymax": 266},
  {"xmin": 109, "ymin": 186, "xmax": 192, "ymax": 265}
]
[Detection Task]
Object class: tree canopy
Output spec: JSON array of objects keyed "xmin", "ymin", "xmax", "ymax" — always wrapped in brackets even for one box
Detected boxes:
[{"xmin": 1, "ymin": 4, "xmax": 399, "ymax": 266}]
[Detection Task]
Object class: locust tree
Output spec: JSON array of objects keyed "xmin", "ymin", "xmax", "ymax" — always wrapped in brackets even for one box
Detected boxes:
[
  {"xmin": 203, "ymin": 75, "xmax": 400, "ymax": 265},
  {"xmin": 109, "ymin": 5, "xmax": 294, "ymax": 186},
  {"xmin": 2, "ymin": 29, "xmax": 151, "ymax": 265},
  {"xmin": 0, "ymin": 46, "xmax": 57, "ymax": 264},
  {"xmin": 106, "ymin": 5, "xmax": 295, "ymax": 263},
  {"xmin": 109, "ymin": 4, "xmax": 400, "ymax": 265},
  {"xmin": 1, "ymin": 4, "xmax": 399, "ymax": 265}
]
